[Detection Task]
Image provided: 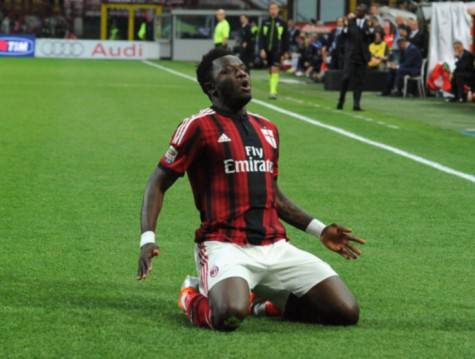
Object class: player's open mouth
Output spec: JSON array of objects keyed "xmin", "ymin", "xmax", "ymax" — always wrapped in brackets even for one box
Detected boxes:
[{"xmin": 241, "ymin": 80, "xmax": 251, "ymax": 92}]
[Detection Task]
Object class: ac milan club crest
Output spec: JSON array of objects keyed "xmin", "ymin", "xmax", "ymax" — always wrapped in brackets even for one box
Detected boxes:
[
  {"xmin": 261, "ymin": 128, "xmax": 277, "ymax": 149},
  {"xmin": 210, "ymin": 265, "xmax": 219, "ymax": 278}
]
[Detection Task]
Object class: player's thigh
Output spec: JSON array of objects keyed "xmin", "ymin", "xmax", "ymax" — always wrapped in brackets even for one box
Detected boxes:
[
  {"xmin": 269, "ymin": 241, "xmax": 338, "ymax": 298},
  {"xmin": 194, "ymin": 241, "xmax": 260, "ymax": 296},
  {"xmin": 267, "ymin": 51, "xmax": 281, "ymax": 71}
]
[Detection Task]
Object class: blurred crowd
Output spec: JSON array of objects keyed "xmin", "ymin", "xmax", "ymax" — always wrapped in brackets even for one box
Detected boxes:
[
  {"xmin": 287, "ymin": 4, "xmax": 430, "ymax": 88},
  {"xmin": 233, "ymin": 2, "xmax": 474, "ymax": 103},
  {"xmin": 0, "ymin": 6, "xmax": 76, "ymax": 39}
]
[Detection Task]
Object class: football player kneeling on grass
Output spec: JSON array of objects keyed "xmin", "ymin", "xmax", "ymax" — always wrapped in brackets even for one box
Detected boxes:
[{"xmin": 137, "ymin": 47, "xmax": 366, "ymax": 331}]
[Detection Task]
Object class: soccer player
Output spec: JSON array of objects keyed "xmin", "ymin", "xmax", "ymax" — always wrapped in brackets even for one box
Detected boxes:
[
  {"xmin": 259, "ymin": 2, "xmax": 289, "ymax": 99},
  {"xmin": 137, "ymin": 48, "xmax": 365, "ymax": 331}
]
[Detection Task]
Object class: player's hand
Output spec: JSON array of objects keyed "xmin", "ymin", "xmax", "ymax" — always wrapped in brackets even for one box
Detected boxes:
[
  {"xmin": 137, "ymin": 243, "xmax": 160, "ymax": 280},
  {"xmin": 320, "ymin": 224, "xmax": 365, "ymax": 260},
  {"xmin": 260, "ymin": 49, "xmax": 267, "ymax": 59}
]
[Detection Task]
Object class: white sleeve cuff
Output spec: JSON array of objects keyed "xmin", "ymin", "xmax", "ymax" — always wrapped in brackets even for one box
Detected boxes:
[
  {"xmin": 305, "ymin": 219, "xmax": 326, "ymax": 238},
  {"xmin": 140, "ymin": 231, "xmax": 156, "ymax": 248}
]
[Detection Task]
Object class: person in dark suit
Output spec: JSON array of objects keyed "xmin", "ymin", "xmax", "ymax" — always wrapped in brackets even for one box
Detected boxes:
[
  {"xmin": 408, "ymin": 19, "xmax": 428, "ymax": 58},
  {"xmin": 450, "ymin": 41, "xmax": 474, "ymax": 102},
  {"xmin": 337, "ymin": 5, "xmax": 374, "ymax": 111},
  {"xmin": 382, "ymin": 37, "xmax": 422, "ymax": 96},
  {"xmin": 329, "ymin": 16, "xmax": 346, "ymax": 70}
]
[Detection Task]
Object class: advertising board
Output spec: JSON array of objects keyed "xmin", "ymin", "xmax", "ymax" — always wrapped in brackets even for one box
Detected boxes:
[
  {"xmin": 35, "ymin": 39, "xmax": 160, "ymax": 60},
  {"xmin": 0, "ymin": 35, "xmax": 35, "ymax": 57}
]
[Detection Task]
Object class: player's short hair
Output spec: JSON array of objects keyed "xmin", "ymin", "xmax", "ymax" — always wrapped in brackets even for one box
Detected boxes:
[
  {"xmin": 196, "ymin": 47, "xmax": 233, "ymax": 96},
  {"xmin": 453, "ymin": 40, "xmax": 463, "ymax": 46}
]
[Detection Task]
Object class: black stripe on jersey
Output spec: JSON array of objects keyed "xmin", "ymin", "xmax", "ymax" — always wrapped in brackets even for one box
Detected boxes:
[
  {"xmin": 209, "ymin": 114, "xmax": 236, "ymax": 239},
  {"xmin": 248, "ymin": 114, "xmax": 278, "ymax": 240},
  {"xmin": 231, "ymin": 114, "xmax": 267, "ymax": 245}
]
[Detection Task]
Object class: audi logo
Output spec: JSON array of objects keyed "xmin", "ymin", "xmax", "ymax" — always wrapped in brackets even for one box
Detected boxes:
[{"xmin": 39, "ymin": 41, "xmax": 85, "ymax": 57}]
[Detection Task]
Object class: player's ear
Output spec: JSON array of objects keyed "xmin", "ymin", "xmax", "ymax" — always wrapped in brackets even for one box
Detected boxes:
[{"xmin": 204, "ymin": 81, "xmax": 218, "ymax": 98}]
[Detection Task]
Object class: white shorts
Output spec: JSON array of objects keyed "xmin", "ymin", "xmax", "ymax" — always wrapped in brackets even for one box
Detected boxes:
[{"xmin": 195, "ymin": 239, "xmax": 337, "ymax": 310}]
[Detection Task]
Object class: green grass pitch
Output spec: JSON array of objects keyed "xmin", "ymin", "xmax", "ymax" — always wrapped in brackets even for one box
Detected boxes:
[{"xmin": 1, "ymin": 58, "xmax": 474, "ymax": 358}]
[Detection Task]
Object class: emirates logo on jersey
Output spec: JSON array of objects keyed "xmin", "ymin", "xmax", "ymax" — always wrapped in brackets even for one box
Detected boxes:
[
  {"xmin": 224, "ymin": 146, "xmax": 274, "ymax": 174},
  {"xmin": 261, "ymin": 128, "xmax": 277, "ymax": 149}
]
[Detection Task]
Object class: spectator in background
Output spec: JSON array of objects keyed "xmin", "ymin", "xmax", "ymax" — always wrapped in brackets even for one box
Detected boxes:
[
  {"xmin": 397, "ymin": 24, "xmax": 410, "ymax": 40},
  {"xmin": 449, "ymin": 41, "xmax": 475, "ymax": 103},
  {"xmin": 329, "ymin": 16, "xmax": 346, "ymax": 70},
  {"xmin": 392, "ymin": 16, "xmax": 406, "ymax": 50},
  {"xmin": 295, "ymin": 34, "xmax": 308, "ymax": 76},
  {"xmin": 382, "ymin": 37, "xmax": 422, "ymax": 96},
  {"xmin": 238, "ymin": 15, "xmax": 254, "ymax": 68},
  {"xmin": 383, "ymin": 19, "xmax": 396, "ymax": 48},
  {"xmin": 11, "ymin": 13, "xmax": 26, "ymax": 34},
  {"xmin": 337, "ymin": 5, "xmax": 374, "ymax": 111},
  {"xmin": 368, "ymin": 31, "xmax": 388, "ymax": 70},
  {"xmin": 408, "ymin": 19, "xmax": 428, "ymax": 58},
  {"xmin": 287, "ymin": 19, "xmax": 301, "ymax": 53},
  {"xmin": 369, "ymin": 3, "xmax": 383, "ymax": 27},
  {"xmin": 303, "ymin": 35, "xmax": 326, "ymax": 81},
  {"xmin": 1, "ymin": 11, "xmax": 10, "ymax": 34},
  {"xmin": 213, "ymin": 9, "xmax": 230, "ymax": 48}
]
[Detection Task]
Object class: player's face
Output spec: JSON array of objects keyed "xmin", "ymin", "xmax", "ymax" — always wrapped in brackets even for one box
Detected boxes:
[
  {"xmin": 211, "ymin": 55, "xmax": 251, "ymax": 110},
  {"xmin": 269, "ymin": 4, "xmax": 279, "ymax": 18}
]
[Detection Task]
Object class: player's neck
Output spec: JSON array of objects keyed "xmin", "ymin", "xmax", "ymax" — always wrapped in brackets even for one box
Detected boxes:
[{"xmin": 211, "ymin": 102, "xmax": 246, "ymax": 117}]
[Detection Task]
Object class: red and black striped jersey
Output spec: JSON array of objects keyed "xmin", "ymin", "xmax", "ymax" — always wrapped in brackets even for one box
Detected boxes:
[{"xmin": 158, "ymin": 106, "xmax": 288, "ymax": 246}]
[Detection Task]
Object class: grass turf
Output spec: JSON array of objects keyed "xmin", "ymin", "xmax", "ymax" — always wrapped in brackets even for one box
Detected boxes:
[{"xmin": 0, "ymin": 58, "xmax": 474, "ymax": 358}]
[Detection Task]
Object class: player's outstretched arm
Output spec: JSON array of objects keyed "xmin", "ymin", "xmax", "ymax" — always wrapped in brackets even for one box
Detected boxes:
[
  {"xmin": 274, "ymin": 183, "xmax": 313, "ymax": 231},
  {"xmin": 137, "ymin": 167, "xmax": 179, "ymax": 280},
  {"xmin": 275, "ymin": 182, "xmax": 365, "ymax": 259}
]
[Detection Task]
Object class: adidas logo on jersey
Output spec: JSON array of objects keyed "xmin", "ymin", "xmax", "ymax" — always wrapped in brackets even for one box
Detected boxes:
[{"xmin": 218, "ymin": 133, "xmax": 232, "ymax": 143}]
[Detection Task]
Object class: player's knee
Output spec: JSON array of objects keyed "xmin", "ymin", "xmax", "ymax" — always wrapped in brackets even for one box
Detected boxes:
[
  {"xmin": 337, "ymin": 300, "xmax": 359, "ymax": 325},
  {"xmin": 212, "ymin": 302, "xmax": 248, "ymax": 331}
]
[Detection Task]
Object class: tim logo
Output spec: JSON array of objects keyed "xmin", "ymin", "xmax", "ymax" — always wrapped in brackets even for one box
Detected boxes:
[
  {"xmin": 210, "ymin": 265, "xmax": 219, "ymax": 278},
  {"xmin": 0, "ymin": 36, "xmax": 35, "ymax": 57}
]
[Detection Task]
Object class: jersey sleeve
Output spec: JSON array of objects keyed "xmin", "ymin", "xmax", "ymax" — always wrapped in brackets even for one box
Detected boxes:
[
  {"xmin": 223, "ymin": 21, "xmax": 230, "ymax": 38},
  {"xmin": 158, "ymin": 118, "xmax": 203, "ymax": 176}
]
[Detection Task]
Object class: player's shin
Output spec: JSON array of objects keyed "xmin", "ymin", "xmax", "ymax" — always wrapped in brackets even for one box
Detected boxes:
[{"xmin": 270, "ymin": 72, "xmax": 279, "ymax": 95}]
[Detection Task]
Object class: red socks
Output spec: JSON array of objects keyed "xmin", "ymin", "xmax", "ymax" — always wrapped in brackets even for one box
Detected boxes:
[{"xmin": 185, "ymin": 291, "xmax": 213, "ymax": 329}]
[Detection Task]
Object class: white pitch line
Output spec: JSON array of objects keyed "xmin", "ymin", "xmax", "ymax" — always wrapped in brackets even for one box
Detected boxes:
[{"xmin": 142, "ymin": 60, "xmax": 475, "ymax": 184}]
